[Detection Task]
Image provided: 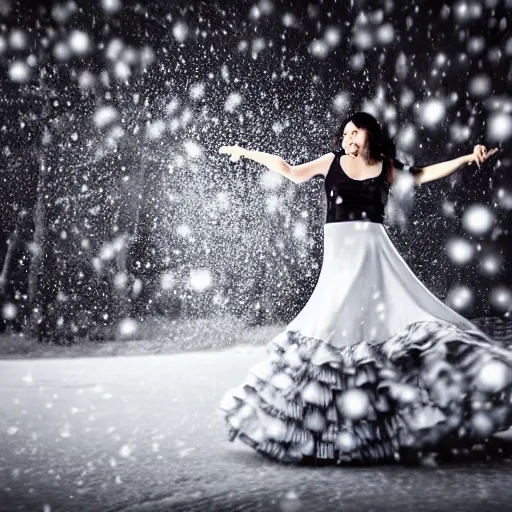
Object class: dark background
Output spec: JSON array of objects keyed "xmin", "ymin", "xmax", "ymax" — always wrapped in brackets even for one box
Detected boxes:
[{"xmin": 0, "ymin": 0, "xmax": 511, "ymax": 342}]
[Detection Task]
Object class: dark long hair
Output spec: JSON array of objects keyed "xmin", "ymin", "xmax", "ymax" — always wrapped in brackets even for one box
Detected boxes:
[{"xmin": 331, "ymin": 112, "xmax": 397, "ymax": 183}]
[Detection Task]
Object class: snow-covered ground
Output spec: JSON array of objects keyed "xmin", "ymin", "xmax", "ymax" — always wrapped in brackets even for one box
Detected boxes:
[
  {"xmin": 0, "ymin": 317, "xmax": 284, "ymax": 359},
  {"xmin": 2, "ymin": 346, "xmax": 512, "ymax": 512}
]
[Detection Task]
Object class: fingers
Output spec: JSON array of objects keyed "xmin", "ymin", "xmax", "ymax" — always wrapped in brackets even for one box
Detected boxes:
[
  {"xmin": 473, "ymin": 146, "xmax": 499, "ymax": 168},
  {"xmin": 473, "ymin": 150, "xmax": 482, "ymax": 168},
  {"xmin": 472, "ymin": 145, "xmax": 483, "ymax": 167},
  {"xmin": 219, "ymin": 144, "xmax": 241, "ymax": 152},
  {"xmin": 219, "ymin": 145, "xmax": 236, "ymax": 154},
  {"xmin": 219, "ymin": 145, "xmax": 245, "ymax": 163},
  {"xmin": 482, "ymin": 147, "xmax": 499, "ymax": 162}
]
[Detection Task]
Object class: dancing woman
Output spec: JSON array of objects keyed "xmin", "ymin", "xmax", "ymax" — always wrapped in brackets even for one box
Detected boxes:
[{"xmin": 218, "ymin": 112, "xmax": 509, "ymax": 464}]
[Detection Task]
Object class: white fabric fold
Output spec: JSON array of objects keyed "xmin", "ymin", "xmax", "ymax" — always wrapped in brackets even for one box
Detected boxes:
[{"xmin": 286, "ymin": 221, "xmax": 491, "ymax": 347}]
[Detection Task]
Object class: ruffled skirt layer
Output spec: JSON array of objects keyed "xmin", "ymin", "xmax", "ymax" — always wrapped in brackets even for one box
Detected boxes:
[{"xmin": 220, "ymin": 222, "xmax": 512, "ymax": 464}]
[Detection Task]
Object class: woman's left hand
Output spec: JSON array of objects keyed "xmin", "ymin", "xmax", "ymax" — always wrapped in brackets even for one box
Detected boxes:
[{"xmin": 472, "ymin": 144, "xmax": 499, "ymax": 168}]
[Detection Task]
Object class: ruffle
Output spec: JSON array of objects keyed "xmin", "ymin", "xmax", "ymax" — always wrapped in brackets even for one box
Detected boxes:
[{"xmin": 220, "ymin": 320, "xmax": 512, "ymax": 465}]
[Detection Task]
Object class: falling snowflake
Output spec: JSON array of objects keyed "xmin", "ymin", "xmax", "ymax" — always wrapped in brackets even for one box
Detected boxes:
[{"xmin": 189, "ymin": 269, "xmax": 213, "ymax": 293}]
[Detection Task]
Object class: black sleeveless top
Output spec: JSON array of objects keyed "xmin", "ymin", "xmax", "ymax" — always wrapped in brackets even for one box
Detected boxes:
[{"xmin": 324, "ymin": 150, "xmax": 391, "ymax": 224}]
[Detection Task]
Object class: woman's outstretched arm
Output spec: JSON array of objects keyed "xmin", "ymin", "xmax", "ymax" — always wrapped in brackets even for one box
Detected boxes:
[
  {"xmin": 415, "ymin": 144, "xmax": 499, "ymax": 185},
  {"xmin": 218, "ymin": 145, "xmax": 334, "ymax": 184}
]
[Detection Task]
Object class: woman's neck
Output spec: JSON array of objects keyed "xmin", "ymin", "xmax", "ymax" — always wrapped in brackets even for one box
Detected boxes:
[{"xmin": 349, "ymin": 153, "xmax": 379, "ymax": 166}]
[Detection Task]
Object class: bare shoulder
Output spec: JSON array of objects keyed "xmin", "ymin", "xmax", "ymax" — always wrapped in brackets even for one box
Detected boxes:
[{"xmin": 290, "ymin": 152, "xmax": 336, "ymax": 183}]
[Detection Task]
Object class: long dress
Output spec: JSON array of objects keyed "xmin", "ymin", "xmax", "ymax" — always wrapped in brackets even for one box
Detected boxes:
[{"xmin": 219, "ymin": 150, "xmax": 512, "ymax": 464}]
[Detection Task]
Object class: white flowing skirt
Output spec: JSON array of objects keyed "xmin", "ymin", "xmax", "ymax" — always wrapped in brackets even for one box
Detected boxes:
[
  {"xmin": 219, "ymin": 221, "xmax": 512, "ymax": 465},
  {"xmin": 286, "ymin": 221, "xmax": 490, "ymax": 346}
]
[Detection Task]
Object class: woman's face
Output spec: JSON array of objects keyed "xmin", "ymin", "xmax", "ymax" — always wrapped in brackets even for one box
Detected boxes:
[{"xmin": 342, "ymin": 121, "xmax": 369, "ymax": 158}]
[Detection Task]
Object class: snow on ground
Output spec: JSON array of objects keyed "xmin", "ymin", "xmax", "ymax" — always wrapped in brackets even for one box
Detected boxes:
[
  {"xmin": 1, "ymin": 345, "xmax": 512, "ymax": 512},
  {"xmin": 0, "ymin": 345, "xmax": 266, "ymax": 511},
  {"xmin": 0, "ymin": 316, "xmax": 284, "ymax": 359}
]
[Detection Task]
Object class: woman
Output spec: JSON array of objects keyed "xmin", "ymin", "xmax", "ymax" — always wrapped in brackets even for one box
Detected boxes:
[{"xmin": 218, "ymin": 112, "xmax": 509, "ymax": 465}]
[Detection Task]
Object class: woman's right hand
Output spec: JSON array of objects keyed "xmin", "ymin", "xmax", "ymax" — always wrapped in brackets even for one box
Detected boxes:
[{"xmin": 218, "ymin": 144, "xmax": 247, "ymax": 162}]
